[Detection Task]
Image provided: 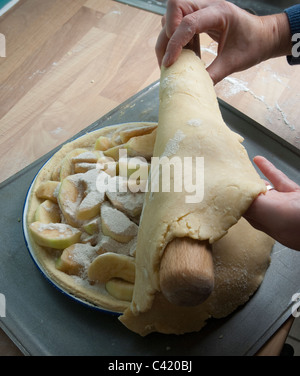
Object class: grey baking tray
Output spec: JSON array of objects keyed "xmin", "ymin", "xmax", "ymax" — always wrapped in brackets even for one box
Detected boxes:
[
  {"xmin": 115, "ymin": 0, "xmax": 293, "ymax": 16},
  {"xmin": 0, "ymin": 81, "xmax": 300, "ymax": 356}
]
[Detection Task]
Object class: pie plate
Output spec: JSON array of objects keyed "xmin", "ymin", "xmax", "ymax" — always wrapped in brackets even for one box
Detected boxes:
[{"xmin": 22, "ymin": 138, "xmax": 123, "ymax": 317}]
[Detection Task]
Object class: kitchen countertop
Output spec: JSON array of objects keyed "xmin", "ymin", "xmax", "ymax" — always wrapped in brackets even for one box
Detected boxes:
[{"xmin": 0, "ymin": 0, "xmax": 299, "ymax": 356}]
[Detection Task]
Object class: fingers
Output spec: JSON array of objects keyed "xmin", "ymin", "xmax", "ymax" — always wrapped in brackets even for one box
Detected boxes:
[
  {"xmin": 206, "ymin": 56, "xmax": 228, "ymax": 85},
  {"xmin": 243, "ymin": 194, "xmax": 270, "ymax": 233},
  {"xmin": 165, "ymin": 0, "xmax": 185, "ymax": 38},
  {"xmin": 161, "ymin": 13, "xmax": 203, "ymax": 66},
  {"xmin": 165, "ymin": 0, "xmax": 208, "ymax": 37},
  {"xmin": 244, "ymin": 184, "xmax": 300, "ymax": 250},
  {"xmin": 253, "ymin": 156, "xmax": 300, "ymax": 192},
  {"xmin": 162, "ymin": 4, "xmax": 228, "ymax": 68},
  {"xmin": 243, "ymin": 189, "xmax": 283, "ymax": 239},
  {"xmin": 156, "ymin": 26, "xmax": 170, "ymax": 67},
  {"xmin": 206, "ymin": 51, "xmax": 245, "ymax": 84},
  {"xmin": 160, "ymin": 11, "xmax": 200, "ymax": 67},
  {"xmin": 156, "ymin": 0, "xmax": 221, "ymax": 67}
]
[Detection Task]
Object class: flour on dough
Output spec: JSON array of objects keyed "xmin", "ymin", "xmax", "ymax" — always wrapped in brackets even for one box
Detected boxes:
[{"xmin": 120, "ymin": 50, "xmax": 273, "ymax": 335}]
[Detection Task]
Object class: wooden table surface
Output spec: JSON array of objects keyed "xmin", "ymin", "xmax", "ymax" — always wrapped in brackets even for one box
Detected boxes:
[{"xmin": 0, "ymin": 0, "xmax": 299, "ymax": 356}]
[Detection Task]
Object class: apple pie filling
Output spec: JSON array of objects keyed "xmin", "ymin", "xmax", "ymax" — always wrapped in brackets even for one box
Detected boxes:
[{"xmin": 26, "ymin": 122, "xmax": 157, "ymax": 310}]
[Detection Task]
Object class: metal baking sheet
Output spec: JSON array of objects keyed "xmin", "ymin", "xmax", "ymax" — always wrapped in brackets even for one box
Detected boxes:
[
  {"xmin": 0, "ymin": 81, "xmax": 300, "ymax": 356},
  {"xmin": 115, "ymin": 0, "xmax": 293, "ymax": 16}
]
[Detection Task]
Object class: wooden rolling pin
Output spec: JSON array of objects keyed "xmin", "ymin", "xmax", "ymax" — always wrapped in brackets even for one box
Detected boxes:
[
  {"xmin": 184, "ymin": 34, "xmax": 200, "ymax": 58},
  {"xmin": 160, "ymin": 238, "xmax": 214, "ymax": 306}
]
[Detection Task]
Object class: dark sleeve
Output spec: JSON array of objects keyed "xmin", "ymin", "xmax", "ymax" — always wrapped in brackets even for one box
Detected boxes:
[{"xmin": 285, "ymin": 5, "xmax": 300, "ymax": 65}]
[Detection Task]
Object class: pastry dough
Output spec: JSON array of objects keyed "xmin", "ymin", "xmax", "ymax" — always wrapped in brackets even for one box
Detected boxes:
[
  {"xmin": 25, "ymin": 51, "xmax": 274, "ymax": 335},
  {"xmin": 119, "ymin": 50, "xmax": 273, "ymax": 334},
  {"xmin": 120, "ymin": 218, "xmax": 274, "ymax": 335}
]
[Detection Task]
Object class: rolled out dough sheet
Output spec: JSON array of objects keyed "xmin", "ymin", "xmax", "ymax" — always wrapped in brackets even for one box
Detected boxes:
[{"xmin": 120, "ymin": 50, "xmax": 273, "ymax": 335}]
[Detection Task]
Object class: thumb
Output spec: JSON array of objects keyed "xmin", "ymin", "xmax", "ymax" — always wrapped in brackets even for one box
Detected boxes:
[{"xmin": 254, "ymin": 156, "xmax": 300, "ymax": 193}]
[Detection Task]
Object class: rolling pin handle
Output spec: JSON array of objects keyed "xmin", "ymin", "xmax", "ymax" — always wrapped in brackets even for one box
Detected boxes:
[{"xmin": 160, "ymin": 237, "xmax": 214, "ymax": 306}]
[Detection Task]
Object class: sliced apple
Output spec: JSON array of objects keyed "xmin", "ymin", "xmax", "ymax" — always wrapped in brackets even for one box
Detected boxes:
[
  {"xmin": 73, "ymin": 150, "xmax": 102, "ymax": 173},
  {"xmin": 35, "ymin": 181, "xmax": 59, "ymax": 203},
  {"xmin": 81, "ymin": 232, "xmax": 99, "ymax": 246},
  {"xmin": 97, "ymin": 156, "xmax": 119, "ymax": 177},
  {"xmin": 74, "ymin": 163, "xmax": 97, "ymax": 174},
  {"xmin": 103, "ymin": 131, "xmax": 156, "ymax": 161},
  {"xmin": 34, "ymin": 200, "xmax": 61, "ymax": 224},
  {"xmin": 29, "ymin": 221, "xmax": 81, "ymax": 250},
  {"xmin": 96, "ymin": 235, "xmax": 128, "ymax": 256},
  {"xmin": 105, "ymin": 278, "xmax": 134, "ymax": 302},
  {"xmin": 55, "ymin": 244, "xmax": 83, "ymax": 276},
  {"xmin": 77, "ymin": 190, "xmax": 105, "ymax": 221},
  {"xmin": 57, "ymin": 176, "xmax": 82, "ymax": 227},
  {"xmin": 60, "ymin": 148, "xmax": 88, "ymax": 181},
  {"xmin": 94, "ymin": 136, "xmax": 112, "ymax": 151},
  {"xmin": 103, "ymin": 144, "xmax": 126, "ymax": 161},
  {"xmin": 119, "ymin": 123, "xmax": 157, "ymax": 143},
  {"xmin": 101, "ymin": 203, "xmax": 138, "ymax": 243},
  {"xmin": 110, "ymin": 123, "xmax": 156, "ymax": 145},
  {"xmin": 88, "ymin": 252, "xmax": 135, "ymax": 284},
  {"xmin": 72, "ymin": 150, "xmax": 102, "ymax": 164},
  {"xmin": 111, "ymin": 131, "xmax": 123, "ymax": 146},
  {"xmin": 106, "ymin": 188, "xmax": 144, "ymax": 218},
  {"xmin": 126, "ymin": 129, "xmax": 157, "ymax": 160},
  {"xmin": 55, "ymin": 243, "xmax": 96, "ymax": 276},
  {"xmin": 83, "ymin": 217, "xmax": 100, "ymax": 235},
  {"xmin": 73, "ymin": 169, "xmax": 106, "ymax": 221}
]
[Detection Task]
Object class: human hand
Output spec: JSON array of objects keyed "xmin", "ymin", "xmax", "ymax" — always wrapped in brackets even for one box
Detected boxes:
[
  {"xmin": 156, "ymin": 0, "xmax": 292, "ymax": 84},
  {"xmin": 244, "ymin": 156, "xmax": 300, "ymax": 251}
]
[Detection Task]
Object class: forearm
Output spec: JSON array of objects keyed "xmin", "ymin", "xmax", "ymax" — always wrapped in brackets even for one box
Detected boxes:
[{"xmin": 260, "ymin": 13, "xmax": 292, "ymax": 60}]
